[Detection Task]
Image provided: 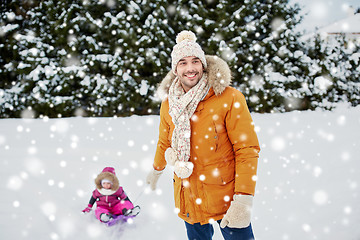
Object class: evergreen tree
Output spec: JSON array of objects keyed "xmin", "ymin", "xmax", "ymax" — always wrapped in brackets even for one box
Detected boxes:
[
  {"xmin": 120, "ymin": 0, "xmax": 175, "ymax": 114},
  {"xmin": 0, "ymin": 0, "xmax": 173, "ymax": 117},
  {"xmin": 0, "ymin": 0, "xmax": 39, "ymax": 117},
  {"xmin": 170, "ymin": 0, "xmax": 308, "ymax": 112},
  {"xmin": 300, "ymin": 34, "xmax": 336, "ymax": 110},
  {"xmin": 325, "ymin": 36, "xmax": 360, "ymax": 107},
  {"xmin": 1, "ymin": 0, "xmax": 359, "ymax": 118},
  {"xmin": 300, "ymin": 34, "xmax": 360, "ymax": 110}
]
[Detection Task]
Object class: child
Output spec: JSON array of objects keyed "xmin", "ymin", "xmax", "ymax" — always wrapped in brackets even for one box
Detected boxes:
[{"xmin": 82, "ymin": 167, "xmax": 136, "ymax": 223}]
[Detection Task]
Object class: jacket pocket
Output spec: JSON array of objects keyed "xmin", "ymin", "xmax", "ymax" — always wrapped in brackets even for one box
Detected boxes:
[
  {"xmin": 192, "ymin": 121, "xmax": 219, "ymax": 165},
  {"xmin": 200, "ymin": 120, "xmax": 226, "ymax": 154},
  {"xmin": 200, "ymin": 162, "xmax": 235, "ymax": 214}
]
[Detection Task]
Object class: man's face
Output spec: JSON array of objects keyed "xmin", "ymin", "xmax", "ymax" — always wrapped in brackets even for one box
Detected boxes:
[{"xmin": 175, "ymin": 56, "xmax": 204, "ymax": 92}]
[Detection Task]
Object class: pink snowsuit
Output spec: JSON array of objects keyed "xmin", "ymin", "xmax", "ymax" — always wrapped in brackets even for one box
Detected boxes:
[
  {"xmin": 84, "ymin": 167, "xmax": 134, "ymax": 221},
  {"xmin": 92, "ymin": 187, "xmax": 134, "ymax": 220}
]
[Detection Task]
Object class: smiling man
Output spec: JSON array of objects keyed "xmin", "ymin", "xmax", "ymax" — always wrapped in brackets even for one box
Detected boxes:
[
  {"xmin": 147, "ymin": 30, "xmax": 260, "ymax": 240},
  {"xmin": 176, "ymin": 56, "xmax": 204, "ymax": 92}
]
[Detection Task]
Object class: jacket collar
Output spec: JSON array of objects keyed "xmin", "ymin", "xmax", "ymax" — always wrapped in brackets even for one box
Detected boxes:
[
  {"xmin": 98, "ymin": 188, "xmax": 117, "ymax": 196},
  {"xmin": 157, "ymin": 55, "xmax": 232, "ymax": 101}
]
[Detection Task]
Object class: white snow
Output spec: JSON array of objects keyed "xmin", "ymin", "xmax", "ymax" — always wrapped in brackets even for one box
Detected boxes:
[
  {"xmin": 316, "ymin": 13, "xmax": 360, "ymax": 34},
  {"xmin": 140, "ymin": 80, "xmax": 149, "ymax": 96},
  {"xmin": 1, "ymin": 106, "xmax": 360, "ymax": 239},
  {"xmin": 314, "ymin": 76, "xmax": 333, "ymax": 94},
  {"xmin": 0, "ymin": 23, "xmax": 19, "ymax": 33}
]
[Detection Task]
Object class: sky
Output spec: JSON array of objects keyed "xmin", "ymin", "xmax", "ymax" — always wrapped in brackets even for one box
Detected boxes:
[{"xmin": 291, "ymin": 0, "xmax": 360, "ymax": 32}]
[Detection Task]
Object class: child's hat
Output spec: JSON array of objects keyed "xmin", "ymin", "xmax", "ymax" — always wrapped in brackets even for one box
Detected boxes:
[
  {"xmin": 102, "ymin": 167, "xmax": 116, "ymax": 175},
  {"xmin": 101, "ymin": 178, "xmax": 113, "ymax": 185},
  {"xmin": 95, "ymin": 167, "xmax": 119, "ymax": 190}
]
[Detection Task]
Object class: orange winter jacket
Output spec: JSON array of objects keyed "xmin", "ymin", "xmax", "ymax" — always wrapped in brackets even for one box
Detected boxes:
[{"xmin": 153, "ymin": 56, "xmax": 260, "ymax": 225}]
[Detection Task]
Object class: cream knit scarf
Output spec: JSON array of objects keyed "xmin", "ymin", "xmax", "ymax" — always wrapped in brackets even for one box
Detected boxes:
[{"xmin": 165, "ymin": 73, "xmax": 209, "ymax": 179}]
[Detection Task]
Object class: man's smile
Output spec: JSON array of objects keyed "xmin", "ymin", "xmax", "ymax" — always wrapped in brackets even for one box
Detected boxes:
[{"xmin": 184, "ymin": 72, "xmax": 198, "ymax": 79}]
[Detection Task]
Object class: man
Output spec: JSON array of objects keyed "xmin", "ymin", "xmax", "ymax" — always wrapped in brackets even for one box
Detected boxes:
[{"xmin": 146, "ymin": 30, "xmax": 260, "ymax": 240}]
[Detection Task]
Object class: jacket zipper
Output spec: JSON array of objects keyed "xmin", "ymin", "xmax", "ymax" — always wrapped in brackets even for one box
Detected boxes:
[{"xmin": 106, "ymin": 195, "xmax": 111, "ymax": 207}]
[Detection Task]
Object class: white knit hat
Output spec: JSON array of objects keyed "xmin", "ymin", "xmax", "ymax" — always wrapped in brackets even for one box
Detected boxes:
[
  {"xmin": 101, "ymin": 178, "xmax": 113, "ymax": 185},
  {"xmin": 171, "ymin": 30, "xmax": 207, "ymax": 75}
]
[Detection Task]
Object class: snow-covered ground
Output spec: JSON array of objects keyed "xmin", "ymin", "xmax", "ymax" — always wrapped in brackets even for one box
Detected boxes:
[{"xmin": 1, "ymin": 106, "xmax": 359, "ymax": 240}]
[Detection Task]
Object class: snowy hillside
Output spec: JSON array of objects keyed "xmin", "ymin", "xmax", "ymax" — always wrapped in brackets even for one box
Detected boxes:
[{"xmin": 1, "ymin": 106, "xmax": 360, "ymax": 240}]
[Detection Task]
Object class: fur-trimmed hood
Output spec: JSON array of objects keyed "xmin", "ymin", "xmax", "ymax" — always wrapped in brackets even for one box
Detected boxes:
[
  {"xmin": 157, "ymin": 55, "xmax": 232, "ymax": 100},
  {"xmin": 94, "ymin": 168, "xmax": 119, "ymax": 191}
]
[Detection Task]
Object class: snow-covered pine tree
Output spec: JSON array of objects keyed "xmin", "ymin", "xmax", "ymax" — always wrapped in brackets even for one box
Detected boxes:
[
  {"xmin": 1, "ymin": 0, "xmax": 359, "ymax": 117},
  {"xmin": 0, "ymin": 0, "xmax": 39, "ymax": 117},
  {"xmin": 298, "ymin": 34, "xmax": 336, "ymax": 110},
  {"xmin": 170, "ymin": 0, "xmax": 310, "ymax": 112},
  {"xmin": 1, "ymin": 0, "xmax": 103, "ymax": 117},
  {"xmin": 0, "ymin": 0, "xmax": 172, "ymax": 117},
  {"xmin": 77, "ymin": 0, "xmax": 146, "ymax": 117},
  {"xmin": 0, "ymin": 1, "xmax": 21, "ymax": 91},
  {"xmin": 324, "ymin": 36, "xmax": 360, "ymax": 108},
  {"xmin": 122, "ymin": 0, "xmax": 175, "ymax": 114},
  {"xmin": 298, "ymin": 32, "xmax": 360, "ymax": 110}
]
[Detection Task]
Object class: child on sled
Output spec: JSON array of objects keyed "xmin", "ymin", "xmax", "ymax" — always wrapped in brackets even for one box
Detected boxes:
[{"xmin": 82, "ymin": 167, "xmax": 139, "ymax": 223}]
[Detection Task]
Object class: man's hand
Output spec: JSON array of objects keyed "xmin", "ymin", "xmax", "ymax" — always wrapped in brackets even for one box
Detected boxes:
[
  {"xmin": 220, "ymin": 195, "xmax": 253, "ymax": 228},
  {"xmin": 146, "ymin": 169, "xmax": 164, "ymax": 190}
]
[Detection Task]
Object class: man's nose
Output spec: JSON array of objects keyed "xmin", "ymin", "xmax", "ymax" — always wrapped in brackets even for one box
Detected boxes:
[{"xmin": 185, "ymin": 63, "xmax": 196, "ymax": 72}]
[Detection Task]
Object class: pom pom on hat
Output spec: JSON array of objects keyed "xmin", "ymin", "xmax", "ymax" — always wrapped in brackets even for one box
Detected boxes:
[
  {"xmin": 171, "ymin": 30, "xmax": 207, "ymax": 75},
  {"xmin": 176, "ymin": 30, "xmax": 197, "ymax": 44}
]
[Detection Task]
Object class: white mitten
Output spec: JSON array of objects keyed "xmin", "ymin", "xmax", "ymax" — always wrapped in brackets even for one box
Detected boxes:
[
  {"xmin": 146, "ymin": 169, "xmax": 164, "ymax": 191},
  {"xmin": 220, "ymin": 194, "xmax": 253, "ymax": 229}
]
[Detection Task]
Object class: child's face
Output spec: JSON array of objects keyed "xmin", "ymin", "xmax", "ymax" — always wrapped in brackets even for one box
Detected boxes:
[{"xmin": 102, "ymin": 182, "xmax": 112, "ymax": 189}]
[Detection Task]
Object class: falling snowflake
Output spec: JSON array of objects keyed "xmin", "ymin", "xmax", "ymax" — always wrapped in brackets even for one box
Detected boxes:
[
  {"xmin": 271, "ymin": 136, "xmax": 286, "ymax": 151},
  {"xmin": 313, "ymin": 190, "xmax": 328, "ymax": 205}
]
